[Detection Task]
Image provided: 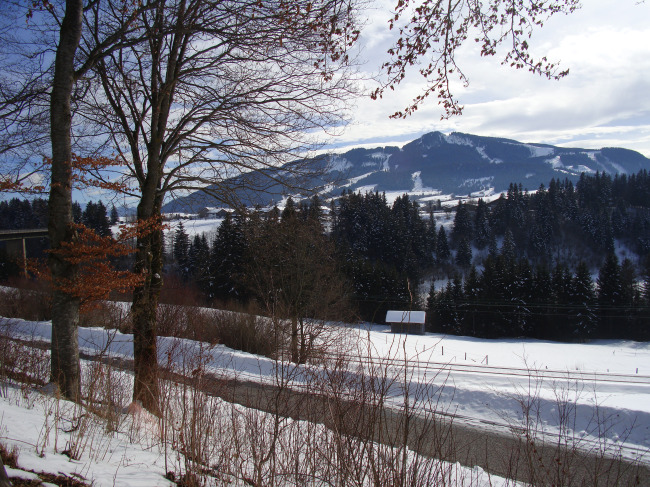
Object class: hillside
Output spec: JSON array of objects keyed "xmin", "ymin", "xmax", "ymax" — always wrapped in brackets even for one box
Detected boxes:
[{"xmin": 163, "ymin": 131, "xmax": 650, "ymax": 212}]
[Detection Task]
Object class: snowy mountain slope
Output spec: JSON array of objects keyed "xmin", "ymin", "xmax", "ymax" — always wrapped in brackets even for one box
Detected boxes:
[{"xmin": 163, "ymin": 132, "xmax": 650, "ymax": 212}]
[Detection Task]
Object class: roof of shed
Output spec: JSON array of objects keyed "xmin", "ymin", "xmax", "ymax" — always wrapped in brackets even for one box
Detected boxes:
[{"xmin": 385, "ymin": 310, "xmax": 426, "ymax": 324}]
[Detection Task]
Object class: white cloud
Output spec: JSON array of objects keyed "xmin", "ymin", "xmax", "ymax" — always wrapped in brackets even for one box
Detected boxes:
[{"xmin": 331, "ymin": 0, "xmax": 650, "ymax": 157}]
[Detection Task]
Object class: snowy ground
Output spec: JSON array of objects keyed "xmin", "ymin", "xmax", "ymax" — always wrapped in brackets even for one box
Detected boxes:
[{"xmin": 2, "ymin": 315, "xmax": 650, "ymax": 484}]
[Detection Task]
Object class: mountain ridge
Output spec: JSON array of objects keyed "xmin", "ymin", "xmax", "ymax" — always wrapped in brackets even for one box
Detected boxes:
[{"xmin": 163, "ymin": 131, "xmax": 650, "ymax": 212}]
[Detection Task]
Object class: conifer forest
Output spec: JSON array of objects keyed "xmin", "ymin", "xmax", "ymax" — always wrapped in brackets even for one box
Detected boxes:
[{"xmin": 3, "ymin": 170, "xmax": 650, "ymax": 342}]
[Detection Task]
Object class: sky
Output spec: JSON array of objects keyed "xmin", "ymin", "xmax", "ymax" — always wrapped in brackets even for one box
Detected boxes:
[{"xmin": 332, "ymin": 0, "xmax": 650, "ymax": 157}]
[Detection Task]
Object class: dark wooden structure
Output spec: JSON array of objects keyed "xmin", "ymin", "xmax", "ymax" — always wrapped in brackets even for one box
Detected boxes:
[{"xmin": 386, "ymin": 310, "xmax": 426, "ymax": 335}]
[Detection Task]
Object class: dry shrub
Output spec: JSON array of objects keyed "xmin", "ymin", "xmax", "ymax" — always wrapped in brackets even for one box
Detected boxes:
[
  {"xmin": 79, "ymin": 300, "xmax": 130, "ymax": 332},
  {"xmin": 209, "ymin": 310, "xmax": 279, "ymax": 358},
  {"xmin": 0, "ymin": 442, "xmax": 19, "ymax": 469},
  {"xmin": 0, "ymin": 278, "xmax": 51, "ymax": 321},
  {"xmin": 0, "ymin": 321, "xmax": 49, "ymax": 391},
  {"xmin": 159, "ymin": 275, "xmax": 203, "ymax": 307},
  {"xmin": 156, "ymin": 298, "xmax": 280, "ymax": 358}
]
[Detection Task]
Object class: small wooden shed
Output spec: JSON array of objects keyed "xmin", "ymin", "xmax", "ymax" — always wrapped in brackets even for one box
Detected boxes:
[{"xmin": 386, "ymin": 310, "xmax": 426, "ymax": 335}]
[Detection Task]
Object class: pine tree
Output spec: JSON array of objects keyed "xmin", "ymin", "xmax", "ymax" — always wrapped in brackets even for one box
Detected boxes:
[
  {"xmin": 425, "ymin": 283, "xmax": 436, "ymax": 331},
  {"xmin": 72, "ymin": 202, "xmax": 82, "ymax": 224},
  {"xmin": 463, "ymin": 265, "xmax": 481, "ymax": 336},
  {"xmin": 110, "ymin": 204, "xmax": 119, "ymax": 225},
  {"xmin": 531, "ymin": 265, "xmax": 553, "ymax": 339},
  {"xmin": 209, "ymin": 212, "xmax": 248, "ymax": 302},
  {"xmin": 551, "ymin": 263, "xmax": 573, "ymax": 340},
  {"xmin": 512, "ymin": 259, "xmax": 534, "ymax": 336},
  {"xmin": 189, "ymin": 233, "xmax": 210, "ymax": 293},
  {"xmin": 473, "ymin": 199, "xmax": 491, "ymax": 250},
  {"xmin": 451, "ymin": 201, "xmax": 473, "ymax": 246},
  {"xmin": 570, "ymin": 261, "xmax": 597, "ymax": 340},
  {"xmin": 281, "ymin": 196, "xmax": 297, "ymax": 221},
  {"xmin": 597, "ymin": 253, "xmax": 622, "ymax": 338},
  {"xmin": 500, "ymin": 229, "xmax": 516, "ymax": 263},
  {"xmin": 82, "ymin": 201, "xmax": 111, "ymax": 237},
  {"xmin": 620, "ymin": 258, "xmax": 640, "ymax": 338},
  {"xmin": 95, "ymin": 201, "xmax": 111, "ymax": 237},
  {"xmin": 173, "ymin": 221, "xmax": 190, "ymax": 281},
  {"xmin": 436, "ymin": 226, "xmax": 451, "ymax": 264},
  {"xmin": 455, "ymin": 237, "xmax": 472, "ymax": 268}
]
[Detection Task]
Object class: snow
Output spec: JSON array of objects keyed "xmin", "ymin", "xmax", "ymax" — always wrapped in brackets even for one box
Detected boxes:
[
  {"xmin": 445, "ymin": 133, "xmax": 474, "ymax": 147},
  {"xmin": 460, "ymin": 177, "xmax": 494, "ymax": 188},
  {"xmin": 165, "ymin": 218, "xmax": 223, "ymax": 239},
  {"xmin": 386, "ymin": 310, "xmax": 426, "ymax": 324},
  {"xmin": 2, "ymin": 314, "xmax": 650, "ymax": 483},
  {"xmin": 444, "ymin": 134, "xmax": 502, "ymax": 164},
  {"xmin": 525, "ymin": 144, "xmax": 555, "ymax": 158},
  {"xmin": 1, "ymin": 383, "xmax": 174, "ymax": 486},
  {"xmin": 327, "ymin": 154, "xmax": 352, "ymax": 173},
  {"xmin": 355, "ymin": 184, "xmax": 378, "ymax": 193},
  {"xmin": 342, "ymin": 171, "xmax": 376, "ymax": 187},
  {"xmin": 546, "ymin": 156, "xmax": 565, "ymax": 169},
  {"xmin": 475, "ymin": 146, "xmax": 503, "ymax": 164},
  {"xmin": 369, "ymin": 151, "xmax": 392, "ymax": 171},
  {"xmin": 411, "ymin": 171, "xmax": 435, "ymax": 192}
]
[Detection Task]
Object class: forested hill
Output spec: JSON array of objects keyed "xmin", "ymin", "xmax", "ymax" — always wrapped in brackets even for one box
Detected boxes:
[{"xmin": 163, "ymin": 131, "xmax": 650, "ymax": 212}]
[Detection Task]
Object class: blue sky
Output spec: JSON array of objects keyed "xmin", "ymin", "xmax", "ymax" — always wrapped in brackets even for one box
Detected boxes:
[{"xmin": 332, "ymin": 0, "xmax": 650, "ymax": 157}]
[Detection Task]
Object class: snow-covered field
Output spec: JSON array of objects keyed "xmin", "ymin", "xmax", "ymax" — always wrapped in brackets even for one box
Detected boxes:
[{"xmin": 2, "ymin": 315, "xmax": 650, "ymax": 484}]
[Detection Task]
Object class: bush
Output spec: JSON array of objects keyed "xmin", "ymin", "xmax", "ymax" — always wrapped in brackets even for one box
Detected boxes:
[
  {"xmin": 210, "ymin": 310, "xmax": 280, "ymax": 358},
  {"xmin": 0, "ymin": 278, "xmax": 51, "ymax": 321}
]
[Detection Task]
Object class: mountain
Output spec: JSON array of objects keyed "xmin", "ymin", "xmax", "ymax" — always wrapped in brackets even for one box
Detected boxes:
[{"xmin": 163, "ymin": 131, "xmax": 650, "ymax": 212}]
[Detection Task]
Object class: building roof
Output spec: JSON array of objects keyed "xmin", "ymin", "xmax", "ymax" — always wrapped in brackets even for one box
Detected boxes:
[{"xmin": 385, "ymin": 310, "xmax": 426, "ymax": 325}]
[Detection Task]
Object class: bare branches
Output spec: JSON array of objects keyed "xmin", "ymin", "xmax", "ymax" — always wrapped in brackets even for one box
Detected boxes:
[
  {"xmin": 81, "ymin": 0, "xmax": 361, "ymax": 205},
  {"xmin": 373, "ymin": 0, "xmax": 580, "ymax": 118}
]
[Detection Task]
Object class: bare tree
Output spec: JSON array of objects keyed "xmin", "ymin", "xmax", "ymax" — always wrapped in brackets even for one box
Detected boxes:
[
  {"xmin": 372, "ymin": 0, "xmax": 581, "ymax": 118},
  {"xmin": 47, "ymin": 0, "xmax": 85, "ymax": 400},
  {"xmin": 82, "ymin": 0, "xmax": 360, "ymax": 412},
  {"xmin": 0, "ymin": 0, "xmax": 151, "ymax": 399},
  {"xmin": 243, "ymin": 207, "xmax": 352, "ymax": 364}
]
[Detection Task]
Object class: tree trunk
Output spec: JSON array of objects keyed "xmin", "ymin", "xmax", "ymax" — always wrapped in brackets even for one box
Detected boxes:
[
  {"xmin": 298, "ymin": 318, "xmax": 307, "ymax": 365},
  {"xmin": 131, "ymin": 190, "xmax": 163, "ymax": 415},
  {"xmin": 48, "ymin": 0, "xmax": 83, "ymax": 401},
  {"xmin": 0, "ymin": 454, "xmax": 11, "ymax": 487},
  {"xmin": 290, "ymin": 316, "xmax": 299, "ymax": 364}
]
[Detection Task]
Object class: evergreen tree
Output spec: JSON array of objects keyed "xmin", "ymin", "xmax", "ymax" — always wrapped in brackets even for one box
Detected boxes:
[
  {"xmin": 479, "ymin": 255, "xmax": 508, "ymax": 337},
  {"xmin": 95, "ymin": 201, "xmax": 111, "ymax": 237},
  {"xmin": 512, "ymin": 259, "xmax": 534, "ymax": 336},
  {"xmin": 451, "ymin": 201, "xmax": 473, "ymax": 246},
  {"xmin": 597, "ymin": 253, "xmax": 622, "ymax": 338},
  {"xmin": 531, "ymin": 265, "xmax": 553, "ymax": 339},
  {"xmin": 110, "ymin": 205, "xmax": 119, "ymax": 225},
  {"xmin": 488, "ymin": 232, "xmax": 499, "ymax": 259},
  {"xmin": 82, "ymin": 201, "xmax": 111, "ymax": 237},
  {"xmin": 620, "ymin": 257, "xmax": 640, "ymax": 338},
  {"xmin": 473, "ymin": 199, "xmax": 491, "ymax": 250},
  {"xmin": 189, "ymin": 233, "xmax": 210, "ymax": 293},
  {"xmin": 570, "ymin": 261, "xmax": 597, "ymax": 340},
  {"xmin": 425, "ymin": 283, "xmax": 436, "ymax": 331},
  {"xmin": 209, "ymin": 212, "xmax": 248, "ymax": 302},
  {"xmin": 551, "ymin": 263, "xmax": 573, "ymax": 339},
  {"xmin": 31, "ymin": 198, "xmax": 48, "ymax": 228},
  {"xmin": 72, "ymin": 202, "xmax": 82, "ymax": 224},
  {"xmin": 281, "ymin": 196, "xmax": 297, "ymax": 221},
  {"xmin": 173, "ymin": 221, "xmax": 190, "ymax": 280},
  {"xmin": 463, "ymin": 265, "xmax": 481, "ymax": 335},
  {"xmin": 436, "ymin": 226, "xmax": 451, "ymax": 264},
  {"xmin": 455, "ymin": 237, "xmax": 472, "ymax": 268},
  {"xmin": 500, "ymin": 229, "xmax": 516, "ymax": 263}
]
